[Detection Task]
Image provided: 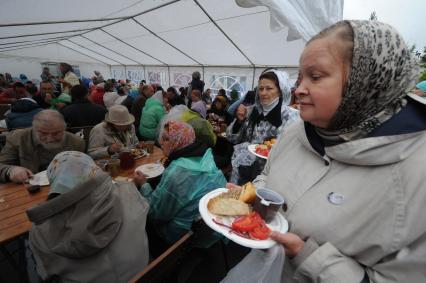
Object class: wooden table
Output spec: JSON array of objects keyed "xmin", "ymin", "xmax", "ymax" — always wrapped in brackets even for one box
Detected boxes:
[{"xmin": 0, "ymin": 146, "xmax": 164, "ymax": 244}]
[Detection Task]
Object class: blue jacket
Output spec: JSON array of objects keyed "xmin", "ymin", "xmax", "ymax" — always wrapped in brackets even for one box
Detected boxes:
[
  {"xmin": 140, "ymin": 148, "xmax": 226, "ymax": 244},
  {"xmin": 6, "ymin": 98, "xmax": 42, "ymax": 129}
]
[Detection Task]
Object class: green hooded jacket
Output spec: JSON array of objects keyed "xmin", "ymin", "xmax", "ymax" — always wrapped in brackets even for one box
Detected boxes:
[{"xmin": 140, "ymin": 148, "xmax": 226, "ymax": 244}]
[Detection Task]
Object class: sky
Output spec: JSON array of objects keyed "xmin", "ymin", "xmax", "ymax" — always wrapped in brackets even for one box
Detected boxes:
[{"xmin": 343, "ymin": 0, "xmax": 426, "ymax": 53}]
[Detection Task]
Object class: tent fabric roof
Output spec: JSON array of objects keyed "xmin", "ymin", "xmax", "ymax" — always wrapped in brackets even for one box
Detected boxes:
[{"xmin": 0, "ymin": 0, "xmax": 342, "ymax": 67}]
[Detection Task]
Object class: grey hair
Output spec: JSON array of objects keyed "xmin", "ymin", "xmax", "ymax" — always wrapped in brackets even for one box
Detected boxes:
[
  {"xmin": 192, "ymin": 71, "xmax": 201, "ymax": 80},
  {"xmin": 32, "ymin": 110, "xmax": 66, "ymax": 129}
]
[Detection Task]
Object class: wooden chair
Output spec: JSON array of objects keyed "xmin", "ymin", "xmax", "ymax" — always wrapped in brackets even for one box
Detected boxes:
[{"xmin": 129, "ymin": 231, "xmax": 194, "ymax": 283}]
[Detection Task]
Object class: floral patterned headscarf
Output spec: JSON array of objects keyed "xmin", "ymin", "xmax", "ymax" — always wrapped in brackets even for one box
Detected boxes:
[
  {"xmin": 317, "ymin": 20, "xmax": 419, "ymax": 141},
  {"xmin": 162, "ymin": 120, "xmax": 195, "ymax": 155},
  {"xmin": 47, "ymin": 151, "xmax": 102, "ymax": 195}
]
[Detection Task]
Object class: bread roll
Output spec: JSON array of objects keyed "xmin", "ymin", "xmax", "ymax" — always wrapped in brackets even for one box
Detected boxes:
[
  {"xmin": 239, "ymin": 182, "xmax": 256, "ymax": 203},
  {"xmin": 207, "ymin": 198, "xmax": 250, "ymax": 216}
]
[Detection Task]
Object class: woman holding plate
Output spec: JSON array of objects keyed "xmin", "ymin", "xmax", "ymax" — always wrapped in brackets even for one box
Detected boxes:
[
  {"xmin": 249, "ymin": 20, "xmax": 426, "ymax": 282},
  {"xmin": 226, "ymin": 70, "xmax": 299, "ymax": 185},
  {"xmin": 134, "ymin": 120, "xmax": 226, "ymax": 253}
]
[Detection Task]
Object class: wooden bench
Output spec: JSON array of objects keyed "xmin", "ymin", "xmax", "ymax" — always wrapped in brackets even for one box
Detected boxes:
[{"xmin": 129, "ymin": 231, "xmax": 194, "ymax": 283}]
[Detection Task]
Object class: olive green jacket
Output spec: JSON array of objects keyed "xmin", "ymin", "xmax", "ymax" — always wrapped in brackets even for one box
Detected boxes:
[{"xmin": 0, "ymin": 128, "xmax": 85, "ymax": 182}]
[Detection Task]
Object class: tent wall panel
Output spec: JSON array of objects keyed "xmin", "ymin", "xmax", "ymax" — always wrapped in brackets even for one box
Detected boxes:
[{"xmin": 0, "ymin": 56, "xmax": 110, "ymax": 83}]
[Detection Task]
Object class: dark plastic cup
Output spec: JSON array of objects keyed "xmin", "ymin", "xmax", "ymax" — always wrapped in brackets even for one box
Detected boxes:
[
  {"xmin": 119, "ymin": 150, "xmax": 135, "ymax": 169},
  {"xmin": 253, "ymin": 188, "xmax": 285, "ymax": 223}
]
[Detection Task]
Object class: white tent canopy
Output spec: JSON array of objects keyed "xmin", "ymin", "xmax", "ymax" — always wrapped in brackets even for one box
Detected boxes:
[{"xmin": 0, "ymin": 0, "xmax": 342, "ymax": 93}]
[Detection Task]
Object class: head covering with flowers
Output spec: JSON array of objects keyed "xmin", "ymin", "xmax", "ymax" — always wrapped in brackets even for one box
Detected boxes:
[
  {"xmin": 162, "ymin": 120, "xmax": 195, "ymax": 154},
  {"xmin": 47, "ymin": 151, "xmax": 102, "ymax": 195}
]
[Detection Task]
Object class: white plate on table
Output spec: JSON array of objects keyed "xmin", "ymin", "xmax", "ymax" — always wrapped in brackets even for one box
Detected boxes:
[
  {"xmin": 135, "ymin": 163, "xmax": 164, "ymax": 179},
  {"xmin": 247, "ymin": 144, "xmax": 268, "ymax": 159},
  {"xmin": 29, "ymin": 170, "xmax": 49, "ymax": 186},
  {"xmin": 199, "ymin": 188, "xmax": 288, "ymax": 249}
]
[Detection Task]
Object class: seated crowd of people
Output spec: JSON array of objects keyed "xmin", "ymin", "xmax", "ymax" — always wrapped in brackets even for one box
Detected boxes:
[{"xmin": 1, "ymin": 19, "xmax": 426, "ymax": 283}]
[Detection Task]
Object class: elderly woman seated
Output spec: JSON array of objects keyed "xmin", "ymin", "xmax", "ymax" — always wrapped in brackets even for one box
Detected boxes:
[
  {"xmin": 226, "ymin": 70, "xmax": 299, "ymax": 185},
  {"xmin": 135, "ymin": 120, "xmax": 226, "ymax": 253},
  {"xmin": 27, "ymin": 151, "xmax": 149, "ymax": 282},
  {"xmin": 88, "ymin": 105, "xmax": 139, "ymax": 159}
]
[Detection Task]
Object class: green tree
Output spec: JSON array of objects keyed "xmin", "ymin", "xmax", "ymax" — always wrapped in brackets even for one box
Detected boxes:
[
  {"xmin": 421, "ymin": 47, "xmax": 426, "ymax": 65},
  {"xmin": 369, "ymin": 11, "xmax": 378, "ymax": 21}
]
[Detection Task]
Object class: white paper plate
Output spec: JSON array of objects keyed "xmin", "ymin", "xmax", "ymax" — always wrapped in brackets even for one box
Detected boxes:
[
  {"xmin": 135, "ymin": 163, "xmax": 164, "ymax": 179},
  {"xmin": 199, "ymin": 188, "xmax": 288, "ymax": 249},
  {"xmin": 247, "ymin": 144, "xmax": 268, "ymax": 159},
  {"xmin": 29, "ymin": 170, "xmax": 49, "ymax": 186}
]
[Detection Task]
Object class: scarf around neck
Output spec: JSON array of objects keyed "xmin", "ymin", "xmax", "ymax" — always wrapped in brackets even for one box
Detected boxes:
[{"xmin": 316, "ymin": 20, "xmax": 419, "ymax": 142}]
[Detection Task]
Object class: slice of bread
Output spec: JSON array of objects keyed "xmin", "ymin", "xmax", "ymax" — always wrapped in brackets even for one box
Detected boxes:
[
  {"xmin": 207, "ymin": 198, "xmax": 250, "ymax": 216},
  {"xmin": 239, "ymin": 182, "xmax": 256, "ymax": 204}
]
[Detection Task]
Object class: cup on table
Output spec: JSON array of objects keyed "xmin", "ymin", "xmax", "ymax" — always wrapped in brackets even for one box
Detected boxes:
[
  {"xmin": 253, "ymin": 188, "xmax": 285, "ymax": 223},
  {"xmin": 106, "ymin": 159, "xmax": 120, "ymax": 177},
  {"xmin": 145, "ymin": 141, "xmax": 154, "ymax": 154},
  {"xmin": 119, "ymin": 148, "xmax": 135, "ymax": 169}
]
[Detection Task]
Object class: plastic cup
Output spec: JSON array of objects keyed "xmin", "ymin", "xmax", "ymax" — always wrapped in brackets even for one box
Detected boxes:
[
  {"xmin": 119, "ymin": 150, "xmax": 135, "ymax": 169},
  {"xmin": 253, "ymin": 188, "xmax": 285, "ymax": 223},
  {"xmin": 145, "ymin": 141, "xmax": 154, "ymax": 154},
  {"xmin": 106, "ymin": 159, "xmax": 120, "ymax": 177}
]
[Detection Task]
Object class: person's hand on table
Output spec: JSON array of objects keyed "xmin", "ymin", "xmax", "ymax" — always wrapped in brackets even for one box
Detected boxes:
[
  {"xmin": 270, "ymin": 231, "xmax": 305, "ymax": 258},
  {"xmin": 236, "ymin": 104, "xmax": 247, "ymax": 122},
  {"xmin": 133, "ymin": 171, "xmax": 147, "ymax": 186},
  {"xmin": 9, "ymin": 166, "xmax": 33, "ymax": 183},
  {"xmin": 108, "ymin": 143, "xmax": 122, "ymax": 155}
]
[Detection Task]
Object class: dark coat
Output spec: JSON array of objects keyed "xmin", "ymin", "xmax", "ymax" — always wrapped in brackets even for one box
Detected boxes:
[
  {"xmin": 6, "ymin": 98, "xmax": 42, "ymax": 129},
  {"xmin": 61, "ymin": 100, "xmax": 107, "ymax": 132}
]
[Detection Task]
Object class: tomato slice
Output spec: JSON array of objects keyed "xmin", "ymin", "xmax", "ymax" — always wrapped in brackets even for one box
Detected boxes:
[
  {"xmin": 255, "ymin": 147, "xmax": 269, "ymax": 157},
  {"xmin": 249, "ymin": 224, "xmax": 271, "ymax": 240},
  {"xmin": 232, "ymin": 215, "xmax": 258, "ymax": 232}
]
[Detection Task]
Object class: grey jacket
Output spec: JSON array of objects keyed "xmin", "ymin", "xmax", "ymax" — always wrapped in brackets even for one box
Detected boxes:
[
  {"xmin": 254, "ymin": 121, "xmax": 426, "ymax": 283},
  {"xmin": 27, "ymin": 172, "xmax": 149, "ymax": 283},
  {"xmin": 0, "ymin": 128, "xmax": 85, "ymax": 182},
  {"xmin": 88, "ymin": 122, "xmax": 139, "ymax": 159}
]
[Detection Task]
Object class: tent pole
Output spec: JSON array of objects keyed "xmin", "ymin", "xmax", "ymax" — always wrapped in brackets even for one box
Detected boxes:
[
  {"xmin": 167, "ymin": 66, "xmax": 171, "ymax": 87},
  {"xmin": 0, "ymin": 39, "xmax": 64, "ymax": 51},
  {"xmin": 0, "ymin": 35, "xmax": 70, "ymax": 46},
  {"xmin": 109, "ymin": 65, "xmax": 112, "ymax": 79},
  {"xmin": 100, "ymin": 28, "xmax": 166, "ymax": 66},
  {"xmin": 58, "ymin": 42, "xmax": 111, "ymax": 65},
  {"xmin": 131, "ymin": 18, "xmax": 202, "ymax": 66},
  {"xmin": 0, "ymin": 17, "xmax": 127, "ymax": 27},
  {"xmin": 125, "ymin": 66, "xmax": 128, "ymax": 80},
  {"xmin": 252, "ymin": 67, "xmax": 256, "ymax": 90},
  {"xmin": 194, "ymin": 0, "xmax": 255, "ymax": 69},
  {"xmin": 81, "ymin": 35, "xmax": 142, "ymax": 65},
  {"xmin": 0, "ymin": 28, "xmax": 93, "ymax": 40},
  {"xmin": 143, "ymin": 65, "xmax": 147, "ymax": 83},
  {"xmin": 65, "ymin": 39, "xmax": 124, "ymax": 65},
  {"xmin": 0, "ymin": 1, "xmax": 180, "ymax": 42}
]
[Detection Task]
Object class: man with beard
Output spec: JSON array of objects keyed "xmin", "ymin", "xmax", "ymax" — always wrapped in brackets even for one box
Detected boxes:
[{"xmin": 0, "ymin": 110, "xmax": 85, "ymax": 183}]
